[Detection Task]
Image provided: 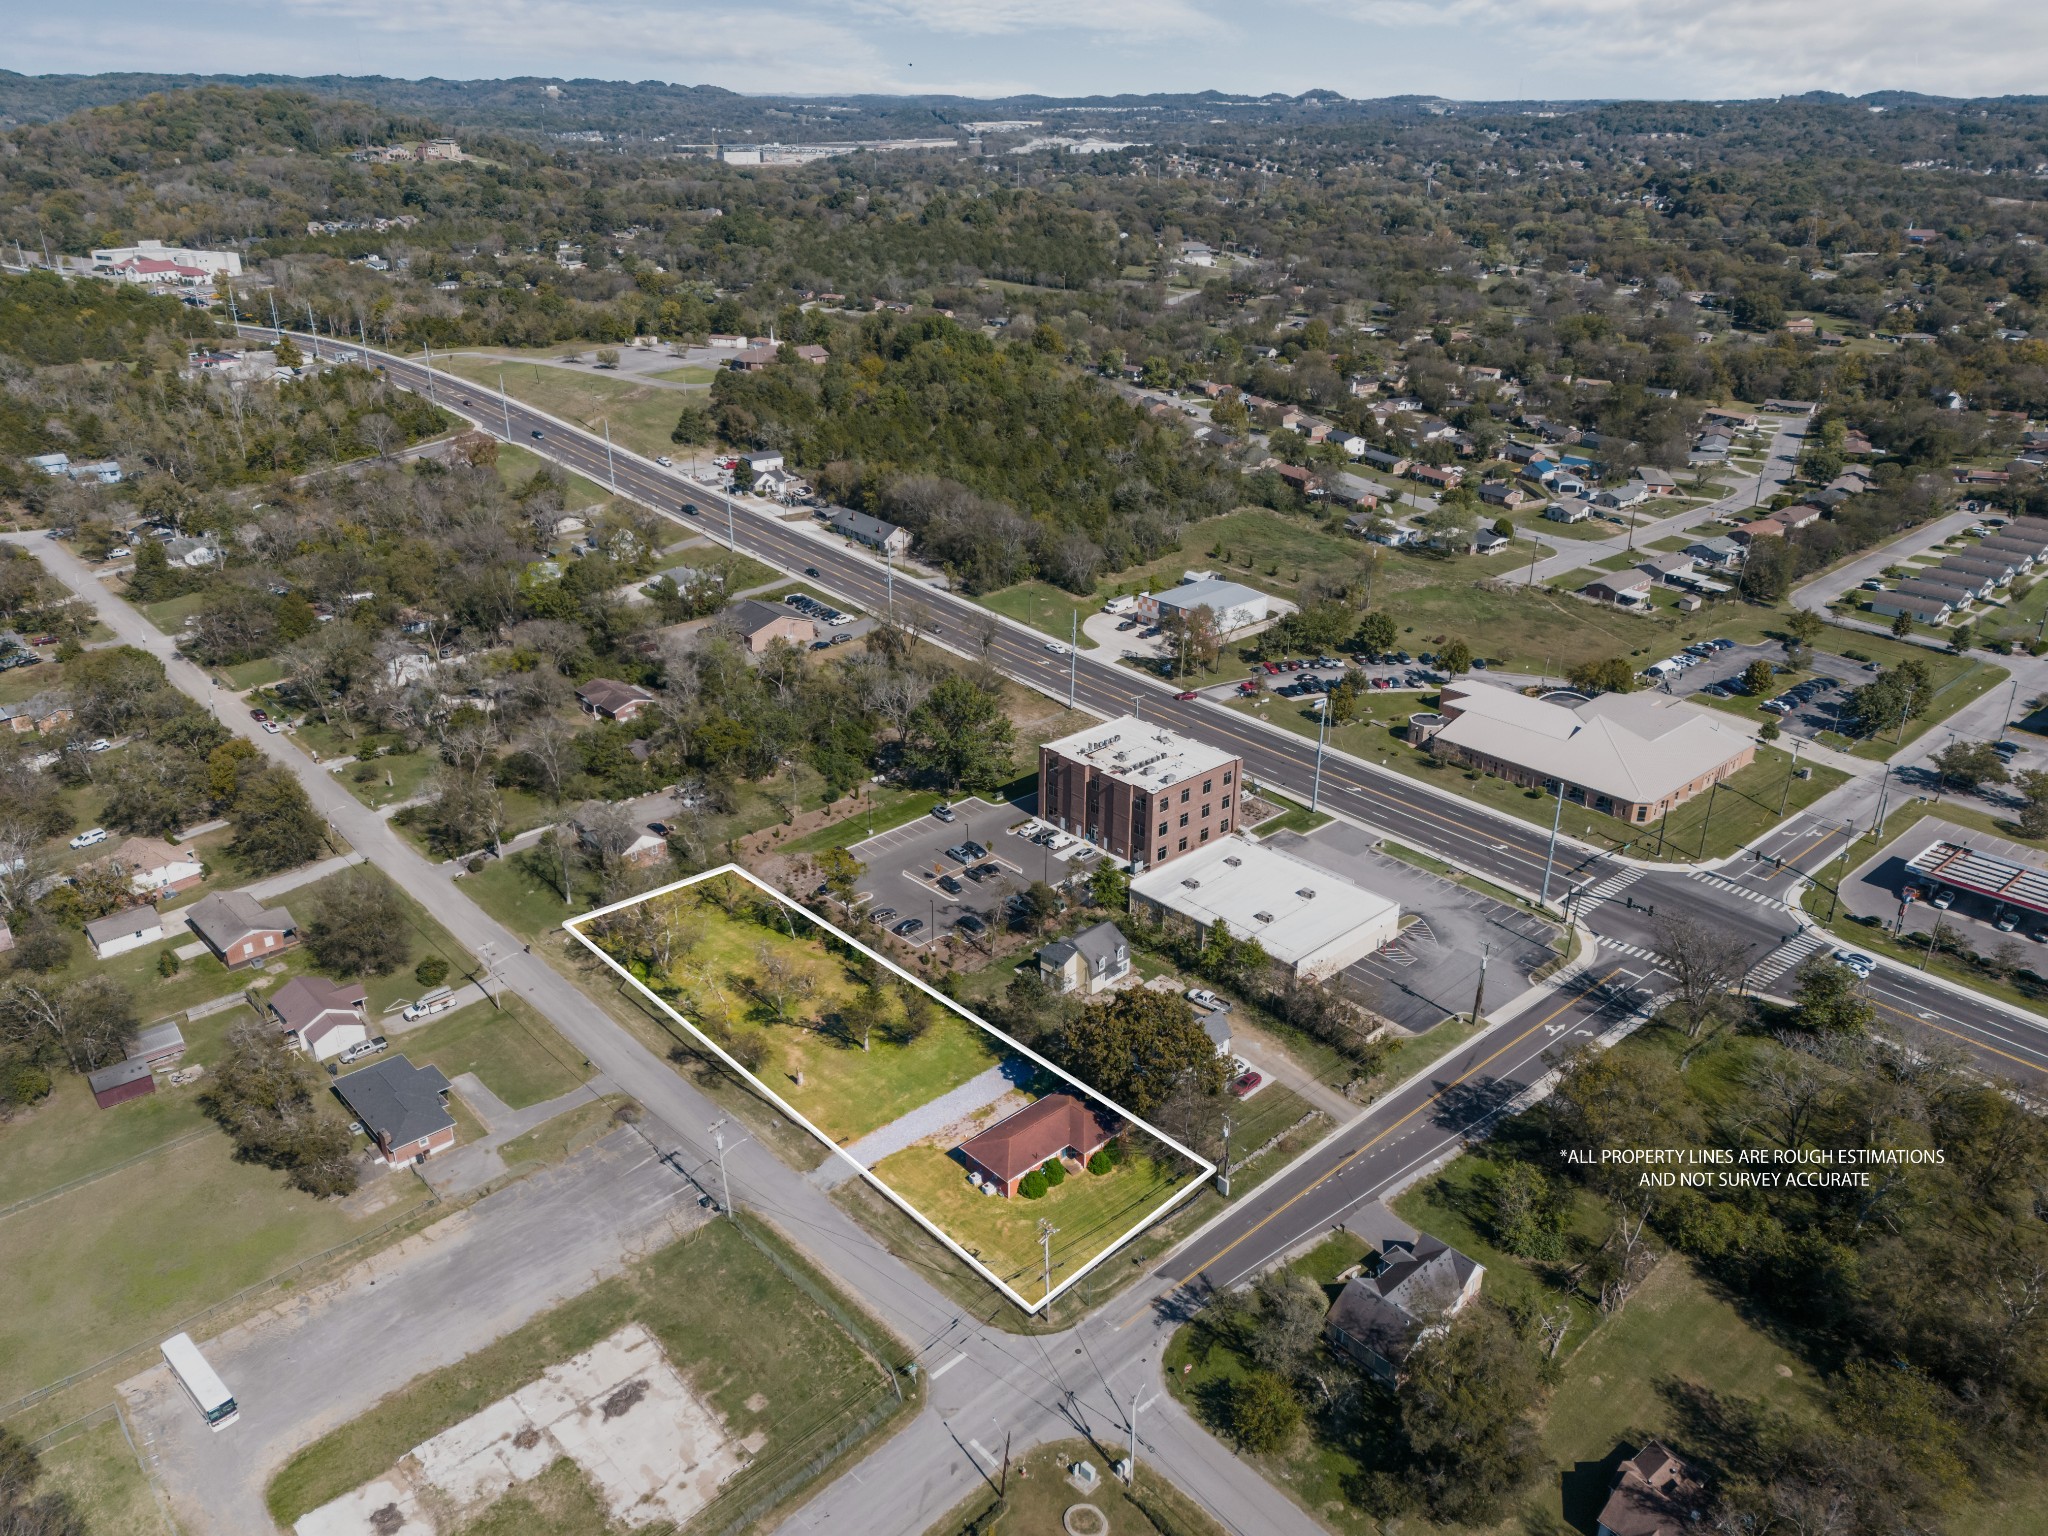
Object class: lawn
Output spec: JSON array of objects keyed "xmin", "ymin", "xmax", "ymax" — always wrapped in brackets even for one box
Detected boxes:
[
  {"xmin": 436, "ymin": 355, "xmax": 691, "ymax": 463},
  {"xmin": 0, "ymin": 1113, "xmax": 431, "ymax": 1402},
  {"xmin": 35, "ymin": 1418, "xmax": 167, "ymax": 1536},
  {"xmin": 1228, "ymin": 696, "xmax": 1848, "ymax": 861},
  {"xmin": 220, "ymin": 655, "xmax": 287, "ymax": 691},
  {"xmin": 499, "ymin": 1097, "xmax": 628, "ymax": 1170},
  {"xmin": 651, "ymin": 364, "xmax": 718, "ymax": 385},
  {"xmin": 648, "ymin": 882, "xmax": 1002, "ymax": 1144},
  {"xmin": 365, "ymin": 995, "xmax": 593, "ymax": 1111},
  {"xmin": 490, "ymin": 441, "xmax": 613, "ymax": 509},
  {"xmin": 978, "ymin": 579, "xmax": 1102, "ymax": 647},
  {"xmin": 136, "ymin": 590, "xmax": 206, "ymax": 635},
  {"xmin": 333, "ymin": 747, "xmax": 439, "ymax": 810},
  {"xmin": 264, "ymin": 1215, "xmax": 914, "ymax": 1531},
  {"xmin": 870, "ymin": 1142, "xmax": 1194, "ymax": 1301},
  {"xmin": 1247, "ymin": 788, "xmax": 1333, "ymax": 837},
  {"xmin": 921, "ymin": 1437, "xmax": 1227, "ymax": 1536}
]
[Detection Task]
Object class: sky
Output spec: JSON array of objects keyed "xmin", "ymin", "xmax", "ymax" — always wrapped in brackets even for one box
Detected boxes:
[{"xmin": 10, "ymin": 0, "xmax": 2048, "ymax": 102}]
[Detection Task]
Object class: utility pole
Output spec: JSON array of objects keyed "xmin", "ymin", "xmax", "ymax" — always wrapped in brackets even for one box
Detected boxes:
[
  {"xmin": 1828, "ymin": 821, "xmax": 1854, "ymax": 922},
  {"xmin": 497, "ymin": 370, "xmax": 512, "ymax": 441},
  {"xmin": 603, "ymin": 418, "xmax": 617, "ymax": 489},
  {"xmin": 726, "ymin": 496, "xmax": 736, "ymax": 552},
  {"xmin": 305, "ymin": 303, "xmax": 320, "ymax": 360},
  {"xmin": 1310, "ymin": 697, "xmax": 1329, "ymax": 812},
  {"xmin": 1469, "ymin": 942, "xmax": 1489, "ymax": 1025},
  {"xmin": 1068, "ymin": 611, "xmax": 1078, "ymax": 708},
  {"xmin": 709, "ymin": 1119, "xmax": 737, "ymax": 1218},
  {"xmin": 1696, "ymin": 779, "xmax": 1722, "ymax": 861},
  {"xmin": 421, "ymin": 340, "xmax": 437, "ymax": 404},
  {"xmin": 1216, "ymin": 1114, "xmax": 1232, "ymax": 1197},
  {"xmin": 884, "ymin": 549, "xmax": 894, "ymax": 616},
  {"xmin": 1539, "ymin": 779, "xmax": 1565, "ymax": 908},
  {"xmin": 267, "ymin": 291, "xmax": 279, "ymax": 333},
  {"xmin": 1128, "ymin": 1384, "xmax": 1141, "ymax": 1484},
  {"xmin": 1778, "ymin": 737, "xmax": 1801, "ymax": 817},
  {"xmin": 1037, "ymin": 1219, "xmax": 1059, "ymax": 1302}
]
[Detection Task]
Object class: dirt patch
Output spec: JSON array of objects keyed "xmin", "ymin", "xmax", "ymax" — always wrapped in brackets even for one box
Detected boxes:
[
  {"xmin": 512, "ymin": 1427, "xmax": 542, "ymax": 1451},
  {"xmin": 600, "ymin": 1379, "xmax": 649, "ymax": 1420},
  {"xmin": 367, "ymin": 1505, "xmax": 404, "ymax": 1536},
  {"xmin": 744, "ymin": 1392, "xmax": 768, "ymax": 1413}
]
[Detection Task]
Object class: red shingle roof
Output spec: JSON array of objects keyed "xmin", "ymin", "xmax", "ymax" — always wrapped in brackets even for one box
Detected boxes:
[{"xmin": 957, "ymin": 1092, "xmax": 1119, "ymax": 1183}]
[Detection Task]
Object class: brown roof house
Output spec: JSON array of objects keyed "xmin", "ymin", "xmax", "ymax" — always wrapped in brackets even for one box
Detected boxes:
[
  {"xmin": 264, "ymin": 974, "xmax": 371, "ymax": 1061},
  {"xmin": 1324, "ymin": 1203, "xmax": 1484, "ymax": 1382},
  {"xmin": 108, "ymin": 835, "xmax": 205, "ymax": 897},
  {"xmin": 957, "ymin": 1092, "xmax": 1120, "ymax": 1198},
  {"xmin": 186, "ymin": 891, "xmax": 297, "ymax": 969},
  {"xmin": 1596, "ymin": 1442, "xmax": 1707, "ymax": 1536},
  {"xmin": 576, "ymin": 677, "xmax": 656, "ymax": 722}
]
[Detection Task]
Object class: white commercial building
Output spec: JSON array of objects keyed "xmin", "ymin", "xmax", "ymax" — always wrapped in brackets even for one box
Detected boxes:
[
  {"xmin": 1129, "ymin": 836, "xmax": 1400, "ymax": 979},
  {"xmin": 1137, "ymin": 574, "xmax": 1272, "ymax": 635},
  {"xmin": 89, "ymin": 240, "xmax": 242, "ymax": 278}
]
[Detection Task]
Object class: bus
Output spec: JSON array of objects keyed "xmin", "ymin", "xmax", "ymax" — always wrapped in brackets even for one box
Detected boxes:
[{"xmin": 161, "ymin": 1333, "xmax": 237, "ymax": 1431}]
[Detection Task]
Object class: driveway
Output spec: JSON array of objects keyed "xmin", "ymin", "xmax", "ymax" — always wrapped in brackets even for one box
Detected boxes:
[
  {"xmin": 120, "ymin": 1132, "xmax": 703, "ymax": 1535},
  {"xmin": 811, "ymin": 1059, "xmax": 1033, "ymax": 1189}
]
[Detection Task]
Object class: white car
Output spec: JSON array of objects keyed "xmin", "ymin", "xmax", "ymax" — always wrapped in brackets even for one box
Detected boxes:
[
  {"xmin": 656, "ymin": 455, "xmax": 673, "ymax": 467},
  {"xmin": 1187, "ymin": 987, "xmax": 1227, "ymax": 1011},
  {"xmin": 86, "ymin": 738, "xmax": 112, "ymax": 752},
  {"xmin": 1044, "ymin": 640, "xmax": 1067, "ymax": 655},
  {"xmin": 69, "ymin": 828, "xmax": 108, "ymax": 849},
  {"xmin": 262, "ymin": 721, "xmax": 282, "ymax": 734},
  {"xmin": 1832, "ymin": 949, "xmax": 1876, "ymax": 979},
  {"xmin": 107, "ymin": 545, "xmax": 132, "ymax": 559}
]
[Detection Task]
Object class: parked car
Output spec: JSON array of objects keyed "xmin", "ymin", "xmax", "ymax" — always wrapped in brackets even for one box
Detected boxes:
[
  {"xmin": 69, "ymin": 827, "xmax": 108, "ymax": 849},
  {"xmin": 1229, "ymin": 1071, "xmax": 1263, "ymax": 1097},
  {"xmin": 1832, "ymin": 950, "xmax": 1876, "ymax": 979},
  {"xmin": 107, "ymin": 545, "xmax": 132, "ymax": 559},
  {"xmin": 937, "ymin": 875, "xmax": 964, "ymax": 895},
  {"xmin": 892, "ymin": 918, "xmax": 924, "ymax": 937},
  {"xmin": 1996, "ymin": 907, "xmax": 2021, "ymax": 932},
  {"xmin": 944, "ymin": 844, "xmax": 974, "ymax": 864},
  {"xmin": 339, "ymin": 1035, "xmax": 392, "ymax": 1063},
  {"xmin": 956, "ymin": 913, "xmax": 987, "ymax": 935},
  {"xmin": 962, "ymin": 841, "xmax": 989, "ymax": 861},
  {"xmin": 870, "ymin": 908, "xmax": 898, "ymax": 924},
  {"xmin": 931, "ymin": 803, "xmax": 956, "ymax": 823},
  {"xmin": 1930, "ymin": 887, "xmax": 1956, "ymax": 909},
  {"xmin": 1186, "ymin": 987, "xmax": 1226, "ymax": 1011},
  {"xmin": 263, "ymin": 721, "xmax": 282, "ymax": 734}
]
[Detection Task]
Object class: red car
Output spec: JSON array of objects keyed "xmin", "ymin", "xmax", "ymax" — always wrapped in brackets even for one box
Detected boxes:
[
  {"xmin": 250, "ymin": 708, "xmax": 269, "ymax": 722},
  {"xmin": 1262, "ymin": 661, "xmax": 1280, "ymax": 674},
  {"xmin": 1238, "ymin": 680, "xmax": 1260, "ymax": 694},
  {"xmin": 1230, "ymin": 1071, "xmax": 1263, "ymax": 1097},
  {"xmin": 1176, "ymin": 690, "xmax": 1198, "ymax": 702}
]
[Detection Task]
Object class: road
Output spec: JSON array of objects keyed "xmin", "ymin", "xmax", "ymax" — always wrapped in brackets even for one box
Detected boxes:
[{"xmin": 238, "ymin": 330, "xmax": 2041, "ymax": 1088}]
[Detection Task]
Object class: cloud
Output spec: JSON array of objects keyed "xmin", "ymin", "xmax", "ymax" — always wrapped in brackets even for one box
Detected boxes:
[
  {"xmin": 1327, "ymin": 0, "xmax": 2048, "ymax": 97},
  {"xmin": 846, "ymin": 0, "xmax": 1226, "ymax": 42}
]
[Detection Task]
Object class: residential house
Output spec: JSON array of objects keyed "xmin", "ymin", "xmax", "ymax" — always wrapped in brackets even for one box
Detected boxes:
[
  {"xmin": 1867, "ymin": 589, "xmax": 1954, "ymax": 624},
  {"xmin": 264, "ymin": 974, "xmax": 371, "ymax": 1061},
  {"xmin": 1896, "ymin": 574, "xmax": 1982, "ymax": 607},
  {"xmin": 1324, "ymin": 430, "xmax": 1368, "ymax": 457},
  {"xmin": 1544, "ymin": 499, "xmax": 1595, "ymax": 524},
  {"xmin": 108, "ymin": 835, "xmax": 204, "ymax": 897},
  {"xmin": 720, "ymin": 598, "xmax": 817, "ymax": 654},
  {"xmin": 826, "ymin": 505, "xmax": 913, "ymax": 558},
  {"xmin": 0, "ymin": 694, "xmax": 72, "ymax": 734},
  {"xmin": 161, "ymin": 536, "xmax": 220, "ymax": 568},
  {"xmin": 1330, "ymin": 474, "xmax": 1380, "ymax": 509},
  {"xmin": 1359, "ymin": 448, "xmax": 1411, "ymax": 477},
  {"xmin": 1349, "ymin": 513, "xmax": 1416, "ymax": 545},
  {"xmin": 1582, "ymin": 573, "xmax": 1653, "ymax": 606},
  {"xmin": 1036, "ymin": 921, "xmax": 1131, "ymax": 996},
  {"xmin": 1842, "ymin": 429, "xmax": 1877, "ymax": 457},
  {"xmin": 1324, "ymin": 1204, "xmax": 1484, "ymax": 1383},
  {"xmin": 1471, "ymin": 527, "xmax": 1510, "ymax": 555},
  {"xmin": 130, "ymin": 1022, "xmax": 187, "ymax": 1070},
  {"xmin": 1701, "ymin": 408, "xmax": 1757, "ymax": 430},
  {"xmin": 1638, "ymin": 552, "xmax": 1695, "ymax": 584},
  {"xmin": 1477, "ymin": 482, "xmax": 1528, "ymax": 509},
  {"xmin": 86, "ymin": 906, "xmax": 164, "ymax": 960},
  {"xmin": 1688, "ymin": 433, "xmax": 1732, "ymax": 465},
  {"xmin": 1408, "ymin": 464, "xmax": 1462, "ymax": 492},
  {"xmin": 1595, "ymin": 1443, "xmax": 1707, "ymax": 1536},
  {"xmin": 1776, "ymin": 504, "xmax": 1825, "ymax": 530},
  {"xmin": 1595, "ymin": 481, "xmax": 1650, "ymax": 510},
  {"xmin": 576, "ymin": 678, "xmax": 656, "ymax": 723},
  {"xmin": 1636, "ymin": 468, "xmax": 1678, "ymax": 495},
  {"xmin": 185, "ymin": 890, "xmax": 298, "ymax": 969},
  {"xmin": 1684, "ymin": 536, "xmax": 1745, "ymax": 570},
  {"xmin": 1731, "ymin": 517, "xmax": 1788, "ymax": 546},
  {"xmin": 1272, "ymin": 464, "xmax": 1316, "ymax": 495},
  {"xmin": 737, "ymin": 449, "xmax": 785, "ymax": 474},
  {"xmin": 956, "ymin": 1092, "xmax": 1120, "ymax": 1198},
  {"xmin": 334, "ymin": 1055, "xmax": 457, "ymax": 1164}
]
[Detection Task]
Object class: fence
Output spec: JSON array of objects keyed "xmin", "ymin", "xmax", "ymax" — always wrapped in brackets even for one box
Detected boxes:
[{"xmin": 0, "ymin": 1127, "xmax": 213, "ymax": 1223}]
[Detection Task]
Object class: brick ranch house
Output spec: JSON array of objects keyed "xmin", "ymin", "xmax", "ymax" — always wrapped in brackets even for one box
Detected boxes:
[
  {"xmin": 956, "ymin": 1092, "xmax": 1120, "ymax": 1198},
  {"xmin": 185, "ymin": 891, "xmax": 298, "ymax": 969}
]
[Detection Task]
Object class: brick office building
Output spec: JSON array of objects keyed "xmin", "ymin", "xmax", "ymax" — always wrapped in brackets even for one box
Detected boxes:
[{"xmin": 1037, "ymin": 716, "xmax": 1242, "ymax": 873}]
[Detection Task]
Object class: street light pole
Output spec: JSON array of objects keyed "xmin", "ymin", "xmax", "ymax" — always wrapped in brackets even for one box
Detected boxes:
[
  {"xmin": 1539, "ymin": 779, "xmax": 1565, "ymax": 908},
  {"xmin": 709, "ymin": 1119, "xmax": 736, "ymax": 1218},
  {"xmin": 1778, "ymin": 737, "xmax": 1801, "ymax": 818},
  {"xmin": 1068, "ymin": 610, "xmax": 1078, "ymax": 709},
  {"xmin": 1469, "ymin": 942, "xmax": 1489, "ymax": 1025},
  {"xmin": 1311, "ymin": 699, "xmax": 1329, "ymax": 813},
  {"xmin": 602, "ymin": 418, "xmax": 617, "ymax": 489},
  {"xmin": 497, "ymin": 370, "xmax": 512, "ymax": 441},
  {"xmin": 1037, "ymin": 1219, "xmax": 1059, "ymax": 1302}
]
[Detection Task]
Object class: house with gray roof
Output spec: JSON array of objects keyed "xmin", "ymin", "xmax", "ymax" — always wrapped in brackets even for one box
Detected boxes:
[
  {"xmin": 186, "ymin": 890, "xmax": 297, "ymax": 968},
  {"xmin": 1036, "ymin": 920, "xmax": 1131, "ymax": 996},
  {"xmin": 1325, "ymin": 1202, "xmax": 1485, "ymax": 1382},
  {"xmin": 825, "ymin": 505, "xmax": 911, "ymax": 557},
  {"xmin": 333, "ymin": 1055, "xmax": 456, "ymax": 1164}
]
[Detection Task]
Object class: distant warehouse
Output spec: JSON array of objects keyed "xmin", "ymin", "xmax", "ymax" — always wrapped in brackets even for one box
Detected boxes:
[
  {"xmin": 1412, "ymin": 679, "xmax": 1754, "ymax": 825},
  {"xmin": 1129, "ymin": 835, "xmax": 1400, "ymax": 979}
]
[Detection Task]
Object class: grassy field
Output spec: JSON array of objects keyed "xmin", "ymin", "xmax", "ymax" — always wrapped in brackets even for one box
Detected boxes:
[
  {"xmin": 1228, "ymin": 696, "xmax": 1848, "ymax": 860},
  {"xmin": 137, "ymin": 590, "xmax": 207, "ymax": 635},
  {"xmin": 334, "ymin": 747, "xmax": 439, "ymax": 810},
  {"xmin": 365, "ymin": 995, "xmax": 593, "ymax": 1111},
  {"xmin": 921, "ymin": 1437, "xmax": 1226, "ymax": 1536},
  {"xmin": 870, "ymin": 1143, "xmax": 1194, "ymax": 1301},
  {"xmin": 220, "ymin": 655, "xmax": 287, "ymax": 691},
  {"xmin": 264, "ymin": 1215, "xmax": 913, "ymax": 1531},
  {"xmin": 35, "ymin": 1417, "xmax": 168, "ymax": 1536},
  {"xmin": 0, "ymin": 1114, "xmax": 432, "ymax": 1403},
  {"xmin": 491, "ymin": 441, "xmax": 614, "ymax": 510},
  {"xmin": 499, "ymin": 1098, "xmax": 627, "ymax": 1170},
  {"xmin": 436, "ymin": 355, "xmax": 689, "ymax": 463},
  {"xmin": 977, "ymin": 580, "xmax": 1102, "ymax": 647}
]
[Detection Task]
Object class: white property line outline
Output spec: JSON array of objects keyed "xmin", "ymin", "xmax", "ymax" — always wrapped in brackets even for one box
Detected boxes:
[{"xmin": 563, "ymin": 864, "xmax": 1216, "ymax": 1313}]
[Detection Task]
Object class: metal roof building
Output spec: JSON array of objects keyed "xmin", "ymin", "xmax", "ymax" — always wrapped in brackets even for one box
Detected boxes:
[{"xmin": 1906, "ymin": 839, "xmax": 2048, "ymax": 919}]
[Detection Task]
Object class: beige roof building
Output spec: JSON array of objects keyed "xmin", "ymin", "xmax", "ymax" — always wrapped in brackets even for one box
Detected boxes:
[{"xmin": 1419, "ymin": 680, "xmax": 1755, "ymax": 825}]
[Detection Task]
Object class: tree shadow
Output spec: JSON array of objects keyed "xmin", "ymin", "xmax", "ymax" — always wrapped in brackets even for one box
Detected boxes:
[{"xmin": 1558, "ymin": 1442, "xmax": 1632, "ymax": 1533}]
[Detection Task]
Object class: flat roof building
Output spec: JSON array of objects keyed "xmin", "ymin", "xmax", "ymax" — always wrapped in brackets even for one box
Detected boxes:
[
  {"xmin": 1137, "ymin": 576, "xmax": 1271, "ymax": 635},
  {"xmin": 1417, "ymin": 679, "xmax": 1755, "ymax": 825},
  {"xmin": 1129, "ymin": 835, "xmax": 1401, "ymax": 979},
  {"xmin": 1039, "ymin": 716, "xmax": 1242, "ymax": 872}
]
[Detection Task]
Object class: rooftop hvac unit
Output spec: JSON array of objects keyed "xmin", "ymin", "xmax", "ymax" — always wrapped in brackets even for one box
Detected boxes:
[
  {"xmin": 1253, "ymin": 911, "xmax": 1275, "ymax": 923},
  {"xmin": 1296, "ymin": 888, "xmax": 1316, "ymax": 899},
  {"xmin": 1223, "ymin": 856, "xmax": 1242, "ymax": 867},
  {"xmin": 1181, "ymin": 878, "xmax": 1201, "ymax": 889}
]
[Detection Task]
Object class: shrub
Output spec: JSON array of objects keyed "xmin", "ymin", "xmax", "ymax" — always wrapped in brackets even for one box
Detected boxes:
[
  {"xmin": 414, "ymin": 956, "xmax": 450, "ymax": 988},
  {"xmin": 1018, "ymin": 1170, "xmax": 1049, "ymax": 1199},
  {"xmin": 2, "ymin": 1059, "xmax": 52, "ymax": 1106},
  {"xmin": 1087, "ymin": 1149, "xmax": 1112, "ymax": 1175},
  {"xmin": 156, "ymin": 948, "xmax": 181, "ymax": 977},
  {"xmin": 1041, "ymin": 1156, "xmax": 1067, "ymax": 1186},
  {"xmin": 466, "ymin": 856, "xmax": 488, "ymax": 875}
]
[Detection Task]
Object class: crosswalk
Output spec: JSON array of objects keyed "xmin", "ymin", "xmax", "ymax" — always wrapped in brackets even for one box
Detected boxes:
[
  {"xmin": 1596, "ymin": 938, "xmax": 1662, "ymax": 964},
  {"xmin": 1747, "ymin": 931, "xmax": 1827, "ymax": 988},
  {"xmin": 1577, "ymin": 868, "xmax": 1644, "ymax": 908},
  {"xmin": 1688, "ymin": 869, "xmax": 1790, "ymax": 911}
]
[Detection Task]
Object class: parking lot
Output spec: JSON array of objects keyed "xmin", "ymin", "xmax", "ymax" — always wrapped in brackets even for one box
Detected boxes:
[
  {"xmin": 1266, "ymin": 823, "xmax": 1563, "ymax": 1034},
  {"xmin": 1655, "ymin": 639, "xmax": 1874, "ymax": 741},
  {"xmin": 1195, "ymin": 653, "xmax": 1451, "ymax": 705},
  {"xmin": 843, "ymin": 797, "xmax": 1099, "ymax": 947}
]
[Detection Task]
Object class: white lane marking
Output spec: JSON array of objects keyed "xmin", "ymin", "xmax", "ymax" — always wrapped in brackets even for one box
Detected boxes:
[{"xmin": 929, "ymin": 1352, "xmax": 967, "ymax": 1380}]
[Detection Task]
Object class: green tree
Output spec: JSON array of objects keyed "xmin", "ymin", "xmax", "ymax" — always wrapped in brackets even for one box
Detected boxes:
[
  {"xmin": 730, "ymin": 458, "xmax": 756, "ymax": 493},
  {"xmin": 815, "ymin": 846, "xmax": 865, "ymax": 906},
  {"xmin": 228, "ymin": 766, "xmax": 326, "ymax": 874},
  {"xmin": 304, "ymin": 869, "xmax": 413, "ymax": 977},
  {"xmin": 1566, "ymin": 657, "xmax": 1636, "ymax": 695},
  {"xmin": 1891, "ymin": 610, "xmax": 1915, "ymax": 639},
  {"xmin": 1050, "ymin": 987, "xmax": 1226, "ymax": 1115},
  {"xmin": 2014, "ymin": 770, "xmax": 2048, "ymax": 839},
  {"xmin": 1741, "ymin": 659, "xmax": 1778, "ymax": 697},
  {"xmin": 0, "ymin": 1421, "xmax": 87, "ymax": 1536},
  {"xmin": 1490, "ymin": 1161, "xmax": 1568, "ymax": 1259},
  {"xmin": 1931, "ymin": 740, "xmax": 2009, "ymax": 794},
  {"xmin": 1223, "ymin": 1371, "xmax": 1301, "ymax": 1454},
  {"xmin": 670, "ymin": 404, "xmax": 712, "ymax": 445},
  {"xmin": 1395, "ymin": 1307, "xmax": 1543, "ymax": 1523},
  {"xmin": 1040, "ymin": 1155, "xmax": 1067, "ymax": 1187},
  {"xmin": 202, "ymin": 1020, "xmax": 359, "ymax": 1197},
  {"xmin": 1794, "ymin": 957, "xmax": 1874, "ymax": 1036},
  {"xmin": 1018, "ymin": 1169, "xmax": 1048, "ymax": 1199},
  {"xmin": 1355, "ymin": 609, "xmax": 1398, "ymax": 656},
  {"xmin": 902, "ymin": 676, "xmax": 1016, "ymax": 791},
  {"xmin": 1438, "ymin": 639, "xmax": 1473, "ymax": 674},
  {"xmin": 415, "ymin": 956, "xmax": 450, "ymax": 988},
  {"xmin": 1088, "ymin": 861, "xmax": 1130, "ymax": 910}
]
